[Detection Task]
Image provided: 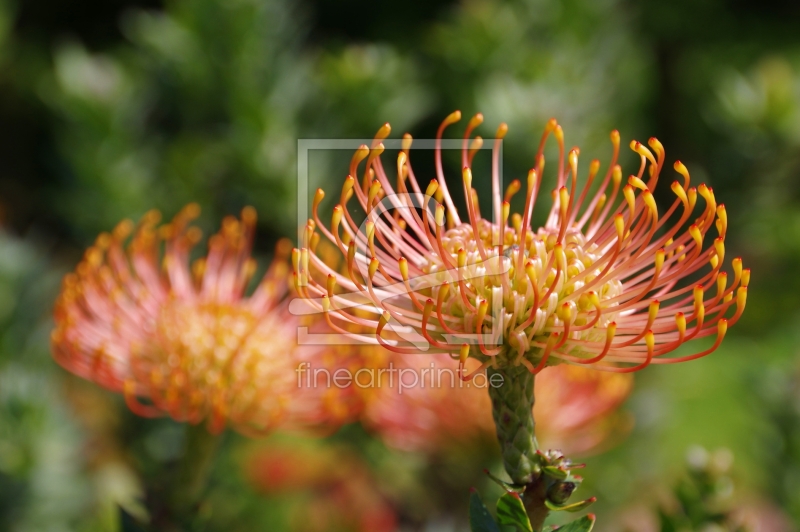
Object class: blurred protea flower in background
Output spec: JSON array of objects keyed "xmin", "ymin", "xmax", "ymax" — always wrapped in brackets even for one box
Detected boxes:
[
  {"xmin": 246, "ymin": 441, "xmax": 397, "ymax": 532},
  {"xmin": 363, "ymin": 357, "xmax": 633, "ymax": 456},
  {"xmin": 52, "ymin": 205, "xmax": 362, "ymax": 436},
  {"xmin": 295, "ymin": 111, "xmax": 749, "ymax": 374}
]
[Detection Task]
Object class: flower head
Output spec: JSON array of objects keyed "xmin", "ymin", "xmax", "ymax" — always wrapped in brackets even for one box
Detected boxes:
[
  {"xmin": 295, "ymin": 113, "xmax": 749, "ymax": 374},
  {"xmin": 52, "ymin": 205, "xmax": 361, "ymax": 435}
]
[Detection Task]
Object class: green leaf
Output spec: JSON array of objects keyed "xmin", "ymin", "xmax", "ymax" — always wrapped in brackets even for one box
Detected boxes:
[
  {"xmin": 553, "ymin": 514, "xmax": 596, "ymax": 532},
  {"xmin": 483, "ymin": 469, "xmax": 526, "ymax": 493},
  {"xmin": 543, "ymin": 466, "xmax": 568, "ymax": 480},
  {"xmin": 545, "ymin": 497, "xmax": 596, "ymax": 513},
  {"xmin": 469, "ymin": 489, "xmax": 501, "ymax": 532},
  {"xmin": 496, "ymin": 492, "xmax": 533, "ymax": 532}
]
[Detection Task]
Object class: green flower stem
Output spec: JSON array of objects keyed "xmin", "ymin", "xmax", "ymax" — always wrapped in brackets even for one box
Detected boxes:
[
  {"xmin": 488, "ymin": 366, "xmax": 549, "ymax": 531},
  {"xmin": 169, "ymin": 423, "xmax": 220, "ymax": 518}
]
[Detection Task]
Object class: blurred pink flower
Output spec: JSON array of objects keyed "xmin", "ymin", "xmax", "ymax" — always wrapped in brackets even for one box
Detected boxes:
[{"xmin": 52, "ymin": 205, "xmax": 362, "ymax": 435}]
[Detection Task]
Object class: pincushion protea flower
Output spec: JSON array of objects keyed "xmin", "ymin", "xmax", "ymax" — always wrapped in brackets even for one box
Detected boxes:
[
  {"xmin": 363, "ymin": 358, "xmax": 632, "ymax": 456},
  {"xmin": 52, "ymin": 204, "xmax": 361, "ymax": 436},
  {"xmin": 295, "ymin": 112, "xmax": 748, "ymax": 374},
  {"xmin": 294, "ymin": 111, "xmax": 750, "ymax": 529}
]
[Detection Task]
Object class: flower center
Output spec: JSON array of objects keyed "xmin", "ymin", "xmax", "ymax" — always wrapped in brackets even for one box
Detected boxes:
[
  {"xmin": 135, "ymin": 301, "xmax": 297, "ymax": 430},
  {"xmin": 419, "ymin": 220, "xmax": 622, "ymax": 363}
]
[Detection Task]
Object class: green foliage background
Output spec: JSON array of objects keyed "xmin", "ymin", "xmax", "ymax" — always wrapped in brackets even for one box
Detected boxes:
[{"xmin": 1, "ymin": 0, "xmax": 800, "ymax": 530}]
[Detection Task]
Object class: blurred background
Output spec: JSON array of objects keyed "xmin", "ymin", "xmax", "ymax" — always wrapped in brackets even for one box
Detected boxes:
[{"xmin": 1, "ymin": 0, "xmax": 800, "ymax": 530}]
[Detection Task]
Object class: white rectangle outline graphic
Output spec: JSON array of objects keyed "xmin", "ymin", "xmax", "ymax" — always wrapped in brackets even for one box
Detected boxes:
[{"xmin": 296, "ymin": 138, "xmax": 504, "ymax": 348}]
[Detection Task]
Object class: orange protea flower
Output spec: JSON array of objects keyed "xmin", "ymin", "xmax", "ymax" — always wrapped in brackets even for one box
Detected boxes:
[
  {"xmin": 362, "ymin": 356, "xmax": 632, "ymax": 456},
  {"xmin": 52, "ymin": 204, "xmax": 361, "ymax": 436},
  {"xmin": 294, "ymin": 112, "xmax": 749, "ymax": 374}
]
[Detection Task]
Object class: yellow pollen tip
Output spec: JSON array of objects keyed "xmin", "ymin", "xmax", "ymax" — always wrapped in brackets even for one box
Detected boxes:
[
  {"xmin": 445, "ymin": 110, "xmax": 462, "ymax": 125},
  {"xmin": 525, "ymin": 261, "xmax": 537, "ymax": 284},
  {"xmin": 655, "ymin": 249, "xmax": 665, "ymax": 269},
  {"xmin": 643, "ymin": 189, "xmax": 657, "ymax": 214},
  {"xmin": 502, "ymin": 201, "xmax": 510, "ymax": 224},
  {"xmin": 469, "ymin": 136, "xmax": 484, "ymax": 153},
  {"xmin": 607, "ymin": 322, "xmax": 617, "ymax": 339},
  {"xmin": 313, "ymin": 188, "xmax": 325, "ymax": 208},
  {"xmin": 459, "ymin": 344, "xmax": 470, "ymax": 364},
  {"xmin": 589, "ymin": 159, "xmax": 600, "ymax": 179},
  {"xmin": 241, "ymin": 206, "xmax": 257, "ymax": 225},
  {"xmin": 423, "ymin": 299, "xmax": 434, "ymax": 321},
  {"xmin": 554, "ymin": 244, "xmax": 566, "ymax": 271},
  {"xmin": 631, "ymin": 140, "xmax": 656, "ymax": 165},
  {"xmin": 559, "ymin": 187, "xmax": 570, "ymax": 216},
  {"xmin": 399, "ymin": 257, "xmax": 409, "ymax": 280},
  {"xmin": 649, "ymin": 300, "xmax": 660, "ymax": 321},
  {"xmin": 674, "ymin": 160, "xmax": 690, "ymax": 180},
  {"xmin": 714, "ymin": 238, "xmax": 725, "ymax": 262},
  {"xmin": 628, "ymin": 175, "xmax": 647, "ymax": 190},
  {"xmin": 183, "ymin": 203, "xmax": 201, "ymax": 219},
  {"xmin": 732, "ymin": 257, "xmax": 742, "ymax": 278},
  {"xmin": 368, "ymin": 179, "xmax": 382, "ymax": 205},
  {"xmin": 645, "ymin": 330, "xmax": 655, "ymax": 351},
  {"xmin": 476, "ymin": 299, "xmax": 489, "ymax": 324},
  {"xmin": 468, "ymin": 113, "xmax": 484, "ymax": 129},
  {"xmin": 331, "ymin": 206, "xmax": 343, "ymax": 231},
  {"xmin": 737, "ymin": 287, "xmax": 747, "ymax": 308},
  {"xmin": 614, "ymin": 214, "xmax": 625, "ymax": 240},
  {"xmin": 558, "ymin": 302, "xmax": 572, "ymax": 322},
  {"xmin": 527, "ymin": 169, "xmax": 537, "ymax": 191},
  {"xmin": 689, "ymin": 225, "xmax": 703, "ymax": 247},
  {"xmin": 546, "ymin": 118, "xmax": 558, "ymax": 132},
  {"xmin": 366, "ymin": 221, "xmax": 375, "ymax": 242},
  {"xmin": 397, "ymin": 150, "xmax": 407, "ymax": 168},
  {"xmin": 402, "ymin": 133, "xmax": 413, "ymax": 152},
  {"xmin": 426, "ymin": 180, "xmax": 439, "ymax": 198},
  {"xmin": 326, "ymin": 274, "xmax": 336, "ymax": 297},
  {"xmin": 496, "ymin": 123, "xmax": 509, "ymax": 139},
  {"xmin": 368, "ymin": 258, "xmax": 379, "ymax": 279},
  {"xmin": 717, "ymin": 271, "xmax": 728, "ymax": 293},
  {"xmin": 322, "ymin": 295, "xmax": 331, "ymax": 313},
  {"xmin": 374, "ymin": 123, "xmax": 391, "ymax": 143},
  {"xmin": 623, "ymin": 185, "xmax": 635, "ymax": 212},
  {"xmin": 718, "ymin": 319, "xmax": 728, "ymax": 337},
  {"xmin": 742, "ymin": 269, "xmax": 750, "ymax": 288},
  {"xmin": 568, "ymin": 149, "xmax": 579, "ymax": 173},
  {"xmin": 554, "ymin": 125, "xmax": 564, "ymax": 143},
  {"xmin": 435, "ymin": 204, "xmax": 445, "ymax": 226},
  {"xmin": 352, "ymin": 145, "xmax": 370, "ymax": 166},
  {"xmin": 462, "ymin": 167, "xmax": 473, "ymax": 189},
  {"xmin": 676, "ymin": 313, "xmax": 686, "ymax": 336},
  {"xmin": 610, "ymin": 129, "xmax": 620, "ymax": 145},
  {"xmin": 648, "ymin": 137, "xmax": 664, "ymax": 155},
  {"xmin": 671, "ymin": 181, "xmax": 688, "ymax": 204},
  {"xmin": 612, "ymin": 165, "xmax": 622, "ymax": 185},
  {"xmin": 686, "ymin": 187, "xmax": 697, "ymax": 210},
  {"xmin": 505, "ymin": 179, "xmax": 521, "ymax": 201},
  {"xmin": 342, "ymin": 175, "xmax": 355, "ymax": 195},
  {"xmin": 291, "ymin": 248, "xmax": 300, "ymax": 274},
  {"xmin": 457, "ymin": 248, "xmax": 467, "ymax": 269},
  {"xmin": 693, "ymin": 286, "xmax": 704, "ymax": 313}
]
